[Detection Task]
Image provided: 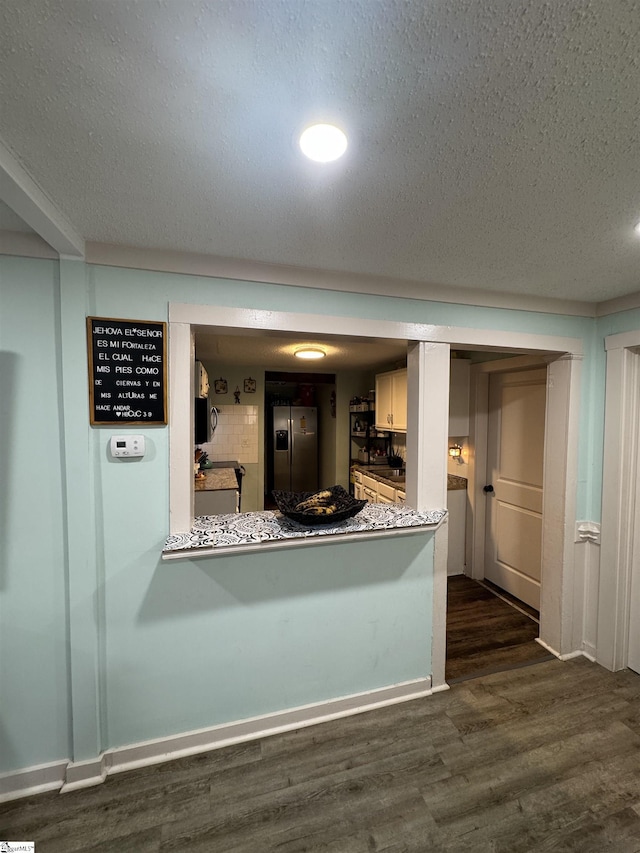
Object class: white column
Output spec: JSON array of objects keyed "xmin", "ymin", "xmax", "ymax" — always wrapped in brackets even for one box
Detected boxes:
[
  {"xmin": 406, "ymin": 341, "xmax": 450, "ymax": 689},
  {"xmin": 169, "ymin": 322, "xmax": 194, "ymax": 534},
  {"xmin": 59, "ymin": 258, "xmax": 103, "ymax": 763},
  {"xmin": 598, "ymin": 342, "xmax": 640, "ymax": 670},
  {"xmin": 539, "ymin": 353, "xmax": 582, "ymax": 658}
]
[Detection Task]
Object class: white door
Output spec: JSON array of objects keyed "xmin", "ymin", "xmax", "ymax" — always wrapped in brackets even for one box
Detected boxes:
[{"xmin": 484, "ymin": 368, "xmax": 547, "ymax": 610}]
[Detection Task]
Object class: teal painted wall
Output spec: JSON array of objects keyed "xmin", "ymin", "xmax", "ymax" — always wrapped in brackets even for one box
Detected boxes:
[
  {"xmin": 0, "ymin": 257, "xmax": 71, "ymax": 772},
  {"xmin": 105, "ymin": 536, "xmax": 434, "ymax": 747},
  {"xmin": 86, "ymin": 265, "xmax": 438, "ymax": 751},
  {"xmin": 3, "ymin": 254, "xmax": 639, "ymax": 776}
]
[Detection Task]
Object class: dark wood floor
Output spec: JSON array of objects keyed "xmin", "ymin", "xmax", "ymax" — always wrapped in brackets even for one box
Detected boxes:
[
  {"xmin": 446, "ymin": 575, "xmax": 554, "ymax": 682},
  {"xmin": 3, "ymin": 657, "xmax": 640, "ymax": 852}
]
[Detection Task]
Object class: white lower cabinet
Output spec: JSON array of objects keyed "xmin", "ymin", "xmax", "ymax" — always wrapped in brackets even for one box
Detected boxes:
[
  {"xmin": 363, "ymin": 484, "xmax": 378, "ymax": 502},
  {"xmin": 360, "ymin": 472, "xmax": 405, "ymax": 505},
  {"xmin": 376, "ymin": 480, "xmax": 396, "ymax": 503},
  {"xmin": 377, "ymin": 493, "xmax": 395, "ymax": 505},
  {"xmin": 195, "ymin": 489, "xmax": 239, "ymax": 515}
]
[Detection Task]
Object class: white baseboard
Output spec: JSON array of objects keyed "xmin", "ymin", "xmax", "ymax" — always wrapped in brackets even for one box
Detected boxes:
[
  {"xmin": 61, "ymin": 755, "xmax": 108, "ymax": 794},
  {"xmin": 536, "ymin": 636, "xmax": 598, "ymax": 664},
  {"xmin": 557, "ymin": 650, "xmax": 585, "ymax": 661},
  {"xmin": 535, "ymin": 636, "xmax": 561, "ymax": 658},
  {"xmin": 0, "ymin": 760, "xmax": 68, "ymax": 803},
  {"xmin": 0, "ymin": 676, "xmax": 432, "ymax": 802}
]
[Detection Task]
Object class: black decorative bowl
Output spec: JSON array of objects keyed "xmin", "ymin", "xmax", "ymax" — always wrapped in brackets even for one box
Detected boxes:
[{"xmin": 272, "ymin": 485, "xmax": 367, "ymax": 526}]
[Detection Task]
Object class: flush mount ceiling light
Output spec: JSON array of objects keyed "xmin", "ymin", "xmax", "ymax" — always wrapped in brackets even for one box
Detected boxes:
[
  {"xmin": 294, "ymin": 346, "xmax": 326, "ymax": 360},
  {"xmin": 635, "ymin": 220, "xmax": 640, "ymax": 236},
  {"xmin": 299, "ymin": 123, "xmax": 348, "ymax": 162}
]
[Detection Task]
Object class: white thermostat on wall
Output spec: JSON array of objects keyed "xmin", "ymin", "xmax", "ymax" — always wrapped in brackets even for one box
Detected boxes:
[{"xmin": 110, "ymin": 435, "xmax": 146, "ymax": 458}]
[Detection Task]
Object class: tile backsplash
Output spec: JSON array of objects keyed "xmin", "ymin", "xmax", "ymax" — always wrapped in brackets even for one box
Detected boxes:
[{"xmin": 200, "ymin": 405, "xmax": 259, "ymax": 464}]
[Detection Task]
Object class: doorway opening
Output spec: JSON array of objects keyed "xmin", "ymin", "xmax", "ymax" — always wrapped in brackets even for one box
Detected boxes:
[{"xmin": 445, "ymin": 353, "xmax": 555, "ymax": 682}]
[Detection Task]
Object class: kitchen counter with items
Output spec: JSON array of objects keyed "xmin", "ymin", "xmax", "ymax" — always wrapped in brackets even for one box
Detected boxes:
[
  {"xmin": 351, "ymin": 463, "xmax": 406, "ymax": 489},
  {"xmin": 194, "ymin": 460, "xmax": 244, "ymax": 515},
  {"xmin": 194, "ymin": 467, "xmax": 238, "ymax": 491},
  {"xmin": 163, "ymin": 503, "xmax": 447, "ymax": 558},
  {"xmin": 351, "ymin": 465, "xmax": 468, "ymax": 493}
]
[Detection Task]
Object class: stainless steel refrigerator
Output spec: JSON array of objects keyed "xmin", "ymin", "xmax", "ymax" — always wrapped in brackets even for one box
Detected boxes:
[{"xmin": 272, "ymin": 406, "xmax": 318, "ymax": 493}]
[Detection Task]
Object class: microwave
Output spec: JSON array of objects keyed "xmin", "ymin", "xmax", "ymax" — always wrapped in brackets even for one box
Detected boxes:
[{"xmin": 194, "ymin": 397, "xmax": 210, "ymax": 444}]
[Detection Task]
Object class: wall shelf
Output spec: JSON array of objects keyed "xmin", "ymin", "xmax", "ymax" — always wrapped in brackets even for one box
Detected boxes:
[{"xmin": 349, "ymin": 401, "xmax": 389, "ymax": 489}]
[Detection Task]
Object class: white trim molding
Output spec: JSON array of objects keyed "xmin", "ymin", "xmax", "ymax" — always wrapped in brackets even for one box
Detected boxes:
[
  {"xmin": 573, "ymin": 523, "xmax": 601, "ymax": 661},
  {"xmin": 169, "ymin": 303, "xmax": 584, "ymax": 358},
  {"xmin": 598, "ymin": 332, "xmax": 640, "ymax": 670},
  {"xmin": 1, "ymin": 237, "xmax": 634, "ymax": 316},
  {"xmin": 1, "ymin": 678, "xmax": 431, "ymax": 802},
  {"xmin": 90, "ymin": 242, "xmax": 597, "ymax": 318},
  {"xmin": 596, "ymin": 291, "xmax": 640, "ymax": 318},
  {"xmin": 0, "ymin": 760, "xmax": 69, "ymax": 804},
  {"xmin": 576, "ymin": 521, "xmax": 601, "ymax": 545},
  {"xmin": 0, "ymin": 137, "xmax": 84, "ymax": 256}
]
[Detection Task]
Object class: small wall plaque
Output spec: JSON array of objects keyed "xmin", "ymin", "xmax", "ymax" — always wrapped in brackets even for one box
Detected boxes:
[
  {"xmin": 214, "ymin": 377, "xmax": 228, "ymax": 394},
  {"xmin": 244, "ymin": 377, "xmax": 256, "ymax": 393}
]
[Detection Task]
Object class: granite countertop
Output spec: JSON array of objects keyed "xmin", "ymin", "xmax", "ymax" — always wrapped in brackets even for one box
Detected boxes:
[
  {"xmin": 194, "ymin": 467, "xmax": 238, "ymax": 492},
  {"xmin": 352, "ymin": 464, "xmax": 467, "ymax": 492},
  {"xmin": 163, "ymin": 504, "xmax": 447, "ymax": 556},
  {"xmin": 352, "ymin": 464, "xmax": 406, "ymax": 490},
  {"xmin": 447, "ymin": 474, "xmax": 468, "ymax": 491}
]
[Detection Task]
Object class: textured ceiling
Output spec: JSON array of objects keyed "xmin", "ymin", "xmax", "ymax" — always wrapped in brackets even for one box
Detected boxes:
[
  {"xmin": 194, "ymin": 329, "xmax": 408, "ymax": 372},
  {"xmin": 1, "ymin": 0, "xmax": 640, "ymax": 302}
]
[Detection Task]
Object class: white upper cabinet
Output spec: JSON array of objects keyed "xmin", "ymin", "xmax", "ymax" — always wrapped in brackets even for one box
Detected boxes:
[
  {"xmin": 375, "ymin": 368, "xmax": 407, "ymax": 432},
  {"xmin": 449, "ymin": 358, "xmax": 470, "ymax": 436},
  {"xmin": 374, "ymin": 360, "xmax": 469, "ymax": 436}
]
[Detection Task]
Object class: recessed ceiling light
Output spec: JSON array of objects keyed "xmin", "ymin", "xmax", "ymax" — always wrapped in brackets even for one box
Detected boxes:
[
  {"xmin": 299, "ymin": 124, "xmax": 347, "ymax": 162},
  {"xmin": 294, "ymin": 346, "xmax": 326, "ymax": 360}
]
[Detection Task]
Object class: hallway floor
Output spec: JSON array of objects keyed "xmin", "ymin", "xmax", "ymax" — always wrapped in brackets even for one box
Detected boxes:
[{"xmin": 446, "ymin": 574, "xmax": 554, "ymax": 683}]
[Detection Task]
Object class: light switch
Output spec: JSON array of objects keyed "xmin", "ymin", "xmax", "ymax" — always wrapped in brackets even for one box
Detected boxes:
[{"xmin": 110, "ymin": 435, "xmax": 146, "ymax": 458}]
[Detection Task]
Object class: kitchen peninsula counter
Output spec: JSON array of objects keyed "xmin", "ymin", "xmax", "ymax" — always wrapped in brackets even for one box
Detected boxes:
[{"xmin": 163, "ymin": 503, "xmax": 446, "ymax": 559}]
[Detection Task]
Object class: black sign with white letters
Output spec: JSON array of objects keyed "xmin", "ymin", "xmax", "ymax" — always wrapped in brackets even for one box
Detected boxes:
[{"xmin": 87, "ymin": 317, "xmax": 167, "ymax": 425}]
